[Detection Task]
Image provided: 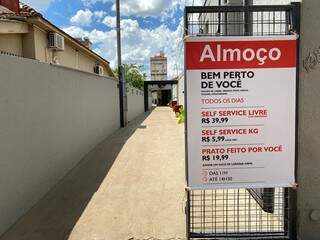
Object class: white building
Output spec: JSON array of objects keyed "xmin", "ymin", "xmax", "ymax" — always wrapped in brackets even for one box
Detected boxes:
[
  {"xmin": 176, "ymin": 75, "xmax": 185, "ymax": 107},
  {"xmin": 150, "ymin": 51, "xmax": 167, "ymax": 81},
  {"xmin": 149, "ymin": 51, "xmax": 174, "ymax": 106}
]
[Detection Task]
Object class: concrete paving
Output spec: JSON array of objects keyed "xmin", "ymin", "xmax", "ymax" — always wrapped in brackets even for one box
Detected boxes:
[{"xmin": 0, "ymin": 107, "xmax": 186, "ymax": 240}]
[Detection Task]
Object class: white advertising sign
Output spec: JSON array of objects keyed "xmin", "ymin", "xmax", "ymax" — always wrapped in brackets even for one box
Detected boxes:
[{"xmin": 185, "ymin": 35, "xmax": 297, "ymax": 189}]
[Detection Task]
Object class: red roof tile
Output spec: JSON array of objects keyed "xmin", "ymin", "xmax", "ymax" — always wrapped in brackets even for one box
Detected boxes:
[
  {"xmin": 0, "ymin": 2, "xmax": 41, "ymax": 19},
  {"xmin": 19, "ymin": 2, "xmax": 41, "ymax": 17}
]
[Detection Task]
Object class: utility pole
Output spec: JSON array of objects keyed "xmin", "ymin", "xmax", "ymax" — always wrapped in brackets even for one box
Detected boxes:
[{"xmin": 116, "ymin": 0, "xmax": 127, "ymax": 127}]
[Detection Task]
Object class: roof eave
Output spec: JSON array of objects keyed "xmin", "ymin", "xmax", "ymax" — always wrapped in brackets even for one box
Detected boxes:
[{"xmin": 27, "ymin": 16, "xmax": 112, "ymax": 66}]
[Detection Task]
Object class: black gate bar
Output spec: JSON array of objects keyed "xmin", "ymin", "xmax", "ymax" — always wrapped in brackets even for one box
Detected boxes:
[{"xmin": 144, "ymin": 80, "xmax": 178, "ymax": 112}]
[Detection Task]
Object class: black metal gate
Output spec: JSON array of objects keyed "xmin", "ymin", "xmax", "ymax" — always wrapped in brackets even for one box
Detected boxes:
[
  {"xmin": 184, "ymin": 2, "xmax": 300, "ymax": 240},
  {"xmin": 144, "ymin": 80, "xmax": 178, "ymax": 112}
]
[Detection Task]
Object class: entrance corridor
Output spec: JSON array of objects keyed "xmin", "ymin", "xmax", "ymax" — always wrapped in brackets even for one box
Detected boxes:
[{"xmin": 1, "ymin": 107, "xmax": 186, "ymax": 240}]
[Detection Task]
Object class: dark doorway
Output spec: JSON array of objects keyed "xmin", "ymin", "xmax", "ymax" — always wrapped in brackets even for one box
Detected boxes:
[
  {"xmin": 159, "ymin": 90, "xmax": 172, "ymax": 106},
  {"xmin": 144, "ymin": 80, "xmax": 178, "ymax": 112}
]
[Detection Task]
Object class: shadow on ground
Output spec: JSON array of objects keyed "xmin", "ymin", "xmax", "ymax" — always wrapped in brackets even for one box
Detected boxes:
[{"xmin": 0, "ymin": 109, "xmax": 154, "ymax": 240}]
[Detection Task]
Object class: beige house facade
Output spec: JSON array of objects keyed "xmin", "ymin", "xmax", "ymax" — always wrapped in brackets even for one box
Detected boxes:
[{"xmin": 0, "ymin": 1, "xmax": 115, "ymax": 78}]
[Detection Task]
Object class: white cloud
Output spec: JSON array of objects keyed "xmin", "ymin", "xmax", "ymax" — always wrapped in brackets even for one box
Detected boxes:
[
  {"xmin": 114, "ymin": 0, "xmax": 180, "ymax": 18},
  {"xmin": 102, "ymin": 16, "xmax": 116, "ymax": 28},
  {"xmin": 94, "ymin": 11, "xmax": 107, "ymax": 20},
  {"xmin": 62, "ymin": 26, "xmax": 89, "ymax": 38},
  {"xmin": 82, "ymin": 0, "xmax": 111, "ymax": 7},
  {"xmin": 23, "ymin": 0, "xmax": 55, "ymax": 11},
  {"xmin": 70, "ymin": 9, "xmax": 93, "ymax": 27},
  {"xmin": 65, "ymin": 0, "xmax": 203, "ymax": 78},
  {"xmin": 81, "ymin": 0, "xmax": 204, "ymax": 19},
  {"xmin": 102, "ymin": 17, "xmax": 140, "ymax": 30},
  {"xmin": 63, "ymin": 17, "xmax": 184, "ymax": 79}
]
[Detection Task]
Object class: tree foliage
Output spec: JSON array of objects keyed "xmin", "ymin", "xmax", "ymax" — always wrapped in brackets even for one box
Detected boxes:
[{"xmin": 113, "ymin": 64, "xmax": 146, "ymax": 90}]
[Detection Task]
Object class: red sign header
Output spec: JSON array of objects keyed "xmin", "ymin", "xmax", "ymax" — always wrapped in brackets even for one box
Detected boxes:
[{"xmin": 186, "ymin": 38, "xmax": 297, "ymax": 70}]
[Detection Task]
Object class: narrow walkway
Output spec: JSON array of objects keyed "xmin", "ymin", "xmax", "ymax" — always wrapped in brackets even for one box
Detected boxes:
[{"xmin": 1, "ymin": 107, "xmax": 186, "ymax": 240}]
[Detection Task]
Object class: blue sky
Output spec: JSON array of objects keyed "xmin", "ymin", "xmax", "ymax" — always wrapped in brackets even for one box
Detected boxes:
[{"xmin": 23, "ymin": 0, "xmax": 202, "ymax": 78}]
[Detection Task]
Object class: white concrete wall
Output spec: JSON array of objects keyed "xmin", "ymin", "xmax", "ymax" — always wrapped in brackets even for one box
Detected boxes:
[
  {"xmin": 126, "ymin": 86, "xmax": 144, "ymax": 122},
  {"xmin": 178, "ymin": 76, "xmax": 185, "ymax": 106},
  {"xmin": 148, "ymin": 93, "xmax": 153, "ymax": 109},
  {"xmin": 0, "ymin": 54, "xmax": 120, "ymax": 235},
  {"xmin": 172, "ymin": 84, "xmax": 178, "ymax": 101},
  {"xmin": 297, "ymin": 1, "xmax": 320, "ymax": 238}
]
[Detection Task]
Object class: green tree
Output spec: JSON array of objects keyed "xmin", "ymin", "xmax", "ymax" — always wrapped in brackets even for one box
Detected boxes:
[{"xmin": 113, "ymin": 64, "xmax": 146, "ymax": 90}]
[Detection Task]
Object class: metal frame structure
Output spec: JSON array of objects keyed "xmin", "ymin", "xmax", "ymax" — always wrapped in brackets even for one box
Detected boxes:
[
  {"xmin": 144, "ymin": 80, "xmax": 178, "ymax": 112},
  {"xmin": 184, "ymin": 2, "xmax": 301, "ymax": 240},
  {"xmin": 185, "ymin": 4, "xmax": 300, "ymax": 37}
]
